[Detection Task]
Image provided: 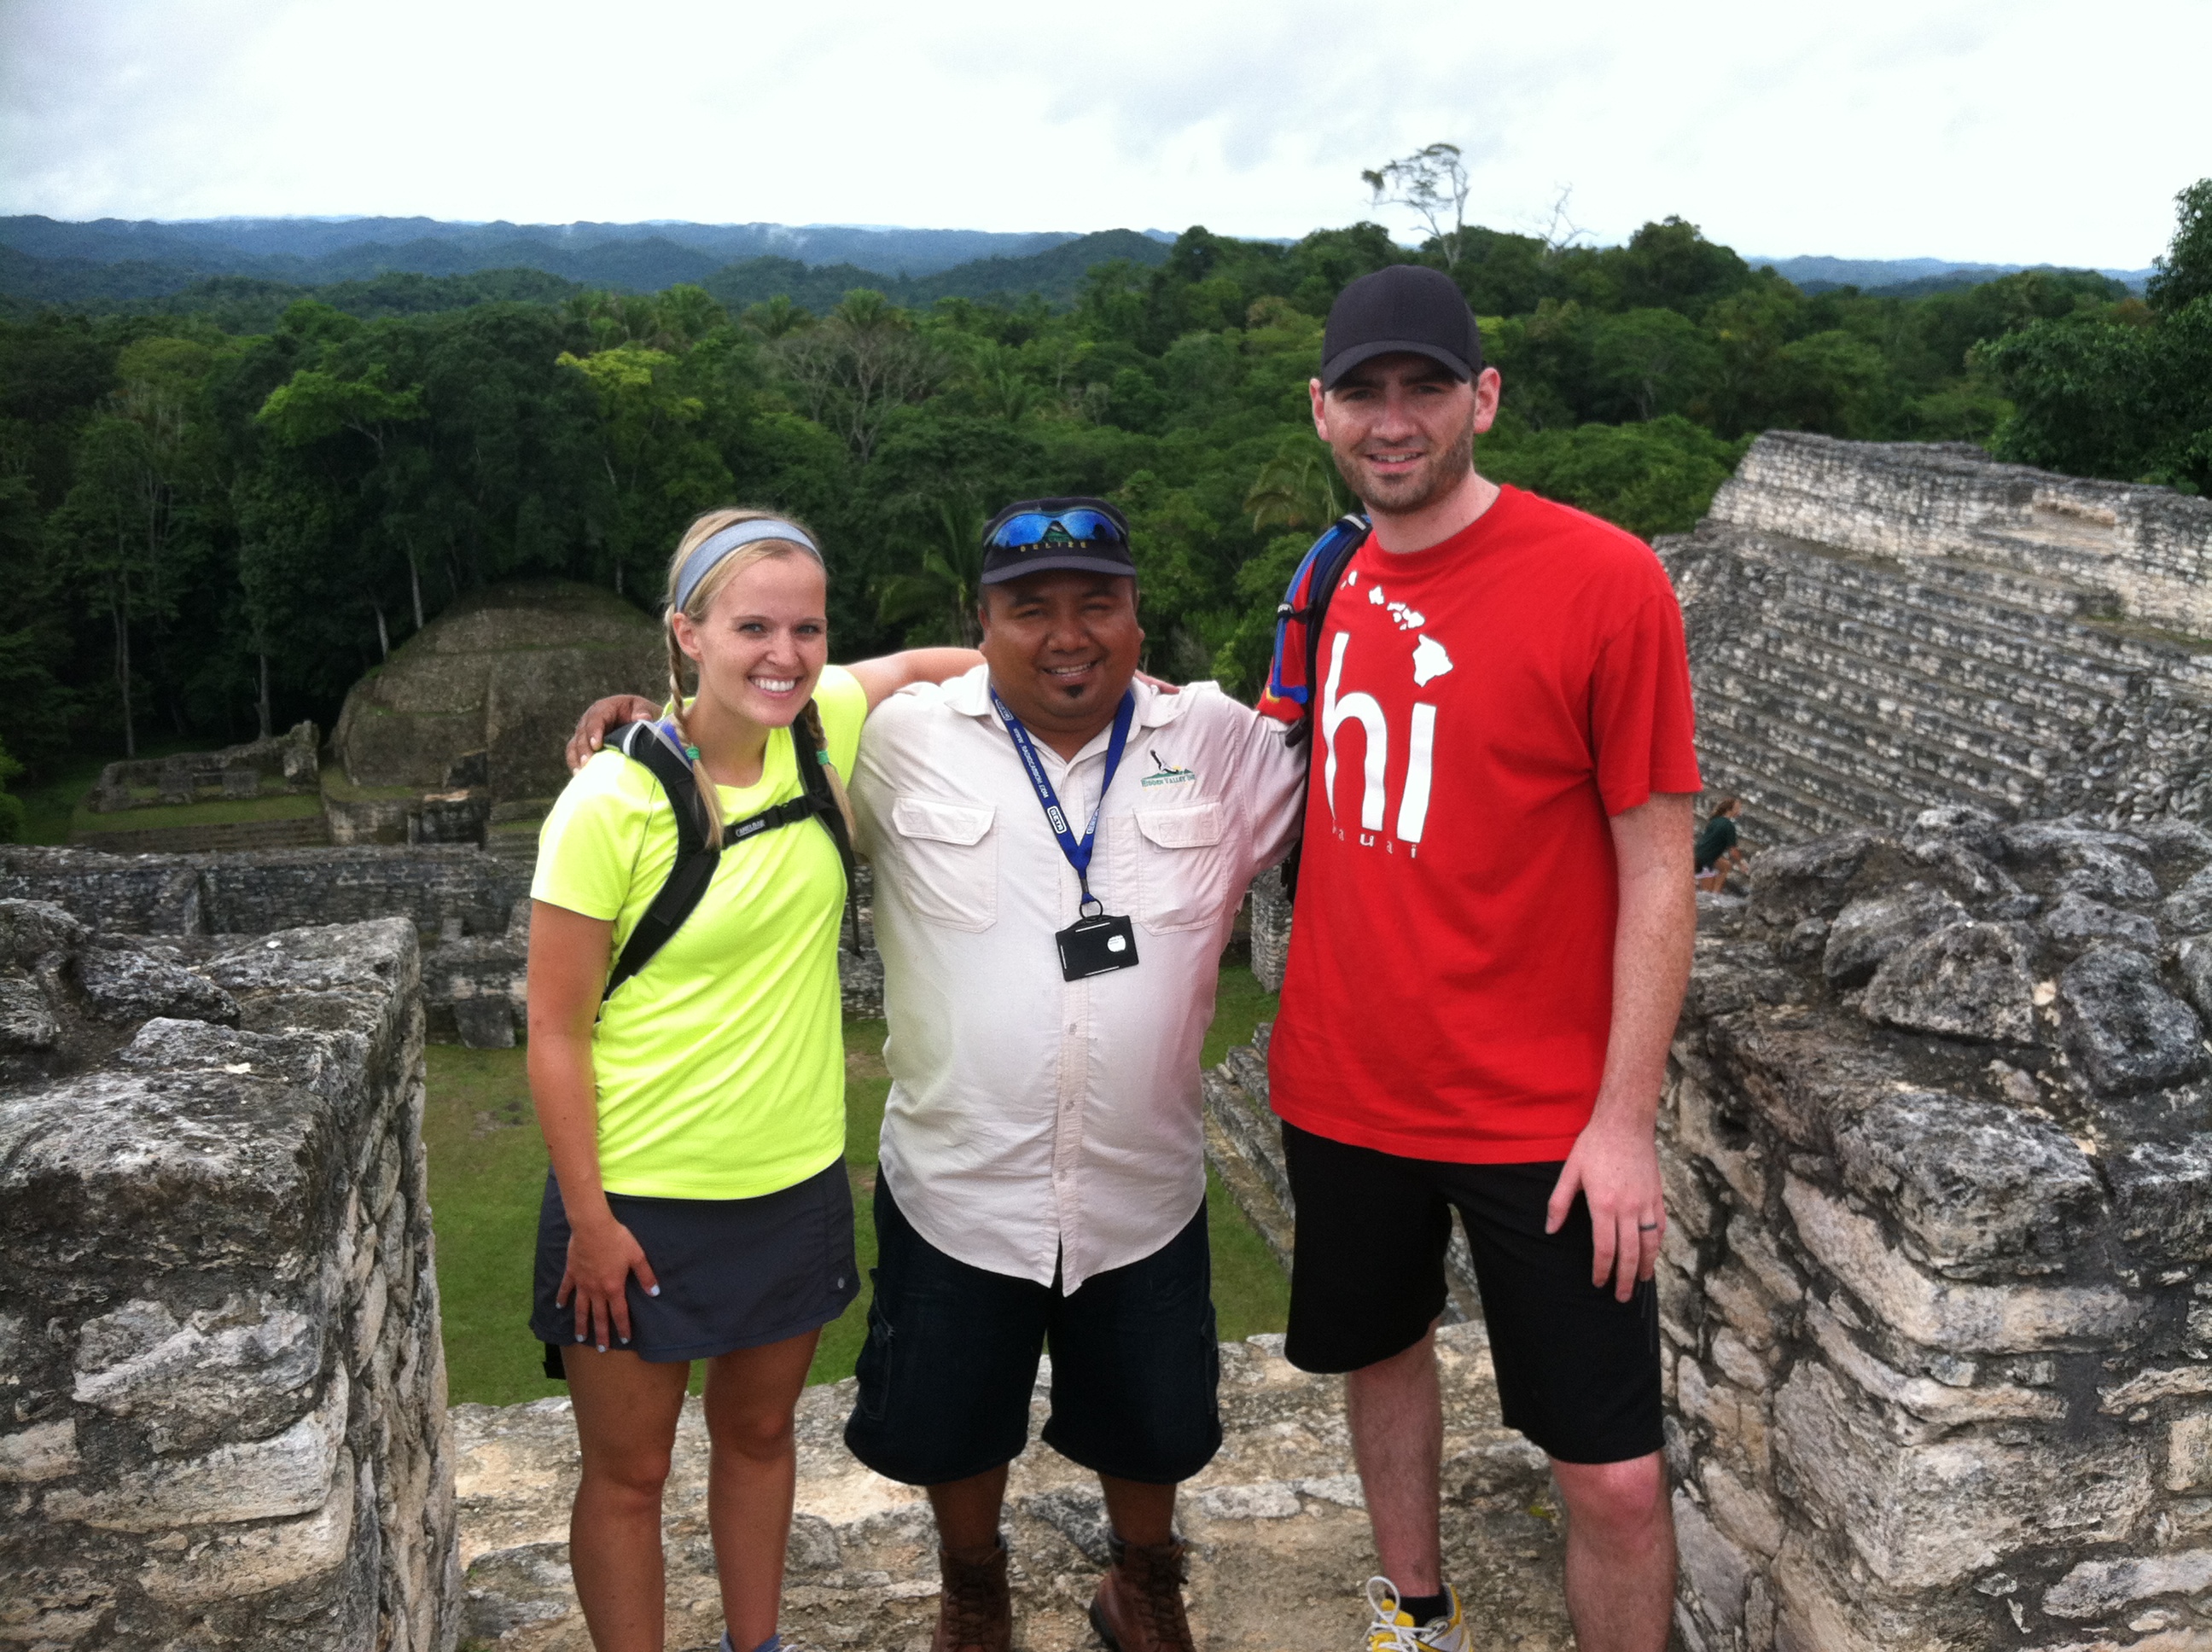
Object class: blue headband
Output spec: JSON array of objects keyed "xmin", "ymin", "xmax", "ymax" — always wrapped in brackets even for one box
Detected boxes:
[{"xmin": 673, "ymin": 520, "xmax": 820, "ymax": 612}]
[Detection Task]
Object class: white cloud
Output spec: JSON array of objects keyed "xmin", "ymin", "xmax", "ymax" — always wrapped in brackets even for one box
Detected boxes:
[{"xmin": 0, "ymin": 0, "xmax": 2204, "ymax": 267}]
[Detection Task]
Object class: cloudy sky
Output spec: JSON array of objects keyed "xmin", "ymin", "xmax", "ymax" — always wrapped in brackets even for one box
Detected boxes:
[{"xmin": 2, "ymin": 0, "xmax": 2204, "ymax": 269}]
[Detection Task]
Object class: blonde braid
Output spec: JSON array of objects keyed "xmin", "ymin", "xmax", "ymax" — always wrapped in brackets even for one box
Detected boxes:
[
  {"xmin": 664, "ymin": 621, "xmax": 725, "ymax": 841},
  {"xmin": 800, "ymin": 700, "xmax": 860, "ymax": 844}
]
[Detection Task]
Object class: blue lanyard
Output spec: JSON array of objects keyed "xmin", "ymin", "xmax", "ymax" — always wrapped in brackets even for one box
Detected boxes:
[{"xmin": 991, "ymin": 686, "xmax": 1135, "ymax": 916}]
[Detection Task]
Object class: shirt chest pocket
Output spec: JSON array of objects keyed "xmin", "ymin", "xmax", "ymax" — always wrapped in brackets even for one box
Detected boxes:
[
  {"xmin": 1132, "ymin": 800, "xmax": 1231, "ymax": 934},
  {"xmin": 888, "ymin": 796, "xmax": 998, "ymax": 932}
]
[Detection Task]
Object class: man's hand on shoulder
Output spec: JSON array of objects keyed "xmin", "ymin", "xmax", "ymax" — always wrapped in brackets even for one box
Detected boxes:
[
  {"xmin": 1547, "ymin": 1110, "xmax": 1665, "ymax": 1303},
  {"xmin": 566, "ymin": 695, "xmax": 662, "ymax": 773}
]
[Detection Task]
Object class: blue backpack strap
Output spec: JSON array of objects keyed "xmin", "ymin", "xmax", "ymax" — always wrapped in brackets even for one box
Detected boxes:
[
  {"xmin": 1261, "ymin": 513, "xmax": 1370, "ymax": 903},
  {"xmin": 1266, "ymin": 512, "xmax": 1370, "ymax": 742}
]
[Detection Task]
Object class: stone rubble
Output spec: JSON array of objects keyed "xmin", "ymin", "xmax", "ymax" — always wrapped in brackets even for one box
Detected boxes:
[
  {"xmin": 1664, "ymin": 812, "xmax": 2212, "ymax": 1651},
  {"xmin": 451, "ymin": 1325, "xmax": 1575, "ymax": 1652},
  {"xmin": 0, "ymin": 905, "xmax": 457, "ymax": 1651}
]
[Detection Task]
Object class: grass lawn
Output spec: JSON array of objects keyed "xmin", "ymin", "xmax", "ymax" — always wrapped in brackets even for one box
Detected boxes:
[
  {"xmin": 13, "ymin": 734, "xmax": 210, "ymax": 846},
  {"xmin": 423, "ymin": 963, "xmax": 1286, "ymax": 1405},
  {"xmin": 69, "ymin": 790, "xmax": 324, "ymax": 835}
]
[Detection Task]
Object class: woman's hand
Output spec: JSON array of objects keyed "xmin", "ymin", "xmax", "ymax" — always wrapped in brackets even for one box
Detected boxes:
[{"xmin": 557, "ymin": 1208, "xmax": 661, "ymax": 1352}]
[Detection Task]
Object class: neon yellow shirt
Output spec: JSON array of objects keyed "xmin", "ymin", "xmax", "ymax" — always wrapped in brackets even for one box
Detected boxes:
[{"xmin": 532, "ymin": 666, "xmax": 864, "ymax": 1199}]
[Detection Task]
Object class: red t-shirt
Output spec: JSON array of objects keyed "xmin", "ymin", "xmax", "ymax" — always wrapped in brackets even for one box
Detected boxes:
[{"xmin": 1266, "ymin": 485, "xmax": 1702, "ymax": 1163}]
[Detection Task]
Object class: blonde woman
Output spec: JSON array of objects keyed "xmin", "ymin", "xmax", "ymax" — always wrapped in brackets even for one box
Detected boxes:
[{"xmin": 527, "ymin": 508, "xmax": 977, "ymax": 1652}]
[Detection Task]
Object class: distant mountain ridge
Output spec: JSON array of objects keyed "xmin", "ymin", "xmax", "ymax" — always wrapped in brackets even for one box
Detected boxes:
[
  {"xmin": 1753, "ymin": 253, "xmax": 2154, "ymax": 293},
  {"xmin": 0, "ymin": 226, "xmax": 1173, "ymax": 330},
  {"xmin": 0, "ymin": 216, "xmax": 1091, "ymax": 285}
]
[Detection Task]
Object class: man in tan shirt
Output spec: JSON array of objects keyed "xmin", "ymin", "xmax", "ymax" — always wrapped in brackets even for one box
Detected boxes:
[{"xmin": 572, "ymin": 497, "xmax": 1304, "ymax": 1652}]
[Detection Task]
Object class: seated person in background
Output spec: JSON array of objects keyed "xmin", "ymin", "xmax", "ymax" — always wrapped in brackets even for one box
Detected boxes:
[{"xmin": 1693, "ymin": 796, "xmax": 1746, "ymax": 892}]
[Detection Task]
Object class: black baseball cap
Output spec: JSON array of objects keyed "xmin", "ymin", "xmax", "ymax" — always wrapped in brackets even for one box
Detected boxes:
[
  {"xmin": 978, "ymin": 497, "xmax": 1136, "ymax": 585},
  {"xmin": 1320, "ymin": 265, "xmax": 1483, "ymax": 390}
]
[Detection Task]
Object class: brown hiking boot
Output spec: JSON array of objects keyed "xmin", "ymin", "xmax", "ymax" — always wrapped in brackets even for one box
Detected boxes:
[
  {"xmin": 934, "ymin": 1536, "xmax": 1012, "ymax": 1652},
  {"xmin": 1087, "ymin": 1535, "xmax": 1195, "ymax": 1651}
]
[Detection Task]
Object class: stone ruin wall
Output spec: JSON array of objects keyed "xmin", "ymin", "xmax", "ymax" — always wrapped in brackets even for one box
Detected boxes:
[
  {"xmin": 1657, "ymin": 433, "xmax": 2212, "ymax": 847},
  {"xmin": 0, "ymin": 843, "xmax": 888, "ymax": 1047},
  {"xmin": 0, "ymin": 844, "xmax": 534, "ymax": 1048},
  {"xmin": 1706, "ymin": 433, "xmax": 2212, "ymax": 638},
  {"xmin": 1667, "ymin": 813, "xmax": 2212, "ymax": 1652},
  {"xmin": 0, "ymin": 902, "xmax": 457, "ymax": 1651}
]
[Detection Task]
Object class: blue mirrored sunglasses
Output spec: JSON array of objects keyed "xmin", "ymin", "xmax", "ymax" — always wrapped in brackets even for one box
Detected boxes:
[{"xmin": 986, "ymin": 509, "xmax": 1127, "ymax": 550}]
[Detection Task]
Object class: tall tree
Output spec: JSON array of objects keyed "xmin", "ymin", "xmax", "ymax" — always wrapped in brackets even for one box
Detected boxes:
[{"xmin": 1363, "ymin": 143, "xmax": 1472, "ymax": 269}]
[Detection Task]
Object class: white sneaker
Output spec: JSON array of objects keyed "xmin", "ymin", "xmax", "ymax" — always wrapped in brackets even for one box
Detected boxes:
[{"xmin": 1363, "ymin": 1576, "xmax": 1471, "ymax": 1651}]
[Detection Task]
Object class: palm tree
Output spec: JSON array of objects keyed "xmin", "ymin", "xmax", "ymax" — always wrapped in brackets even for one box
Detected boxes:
[
  {"xmin": 878, "ymin": 496, "xmax": 987, "ymax": 648},
  {"xmin": 1244, "ymin": 439, "xmax": 1346, "ymax": 534}
]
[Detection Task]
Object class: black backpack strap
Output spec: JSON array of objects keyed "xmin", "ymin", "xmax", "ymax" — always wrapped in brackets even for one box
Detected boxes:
[
  {"xmin": 795, "ymin": 699, "xmax": 863, "ymax": 953},
  {"xmin": 1280, "ymin": 515, "xmax": 1370, "ymax": 902},
  {"xmin": 602, "ymin": 722, "xmax": 719, "ymax": 1002},
  {"xmin": 599, "ymin": 706, "xmax": 859, "ymax": 1002}
]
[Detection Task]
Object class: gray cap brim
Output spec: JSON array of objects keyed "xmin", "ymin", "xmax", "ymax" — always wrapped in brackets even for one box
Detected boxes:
[
  {"xmin": 1319, "ymin": 338, "xmax": 1473, "ymax": 390},
  {"xmin": 979, "ymin": 553, "xmax": 1138, "ymax": 585}
]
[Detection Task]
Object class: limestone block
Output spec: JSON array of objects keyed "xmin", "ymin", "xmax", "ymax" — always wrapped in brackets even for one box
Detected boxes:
[
  {"xmin": 2058, "ymin": 945, "xmax": 2209, "ymax": 1095},
  {"xmin": 1775, "ymin": 1360, "xmax": 2153, "ymax": 1588},
  {"xmin": 1782, "ymin": 1178, "xmax": 2139, "ymax": 1352},
  {"xmin": 2177, "ymin": 933, "xmax": 2212, "ymax": 1023},
  {"xmin": 0, "ymin": 1416, "xmax": 79, "ymax": 1481},
  {"xmin": 72, "ymin": 1294, "xmax": 324, "ymax": 1455},
  {"xmin": 2166, "ymin": 1413, "xmax": 2212, "ymax": 1492},
  {"xmin": 2054, "ymin": 843, "xmax": 2162, "ymax": 905},
  {"xmin": 1673, "ymin": 1488, "xmax": 1752, "ymax": 1635},
  {"xmin": 0, "ymin": 1568, "xmax": 116, "ymax": 1647},
  {"xmin": 0, "ymin": 976, "xmax": 57, "ymax": 1051},
  {"xmin": 1828, "ymin": 1091, "xmax": 2102, "ymax": 1277},
  {"xmin": 2044, "ymin": 891, "xmax": 2163, "ymax": 952},
  {"xmin": 1860, "ymin": 921, "xmax": 2038, "ymax": 1045},
  {"xmin": 2165, "ymin": 867, "xmax": 2212, "ymax": 934},
  {"xmin": 1701, "ymin": 1460, "xmax": 1784, "ymax": 1558},
  {"xmin": 2042, "ymin": 1550, "xmax": 2212, "ymax": 1620},
  {"xmin": 138, "ymin": 1450, "xmax": 361, "ymax": 1605},
  {"xmin": 1773, "ymin": 1534, "xmax": 1884, "ymax": 1652},
  {"xmin": 1806, "ymin": 1301, "xmax": 2063, "ymax": 1425},
  {"xmin": 1673, "ymin": 1073, "xmax": 1771, "ymax": 1207},
  {"xmin": 2104, "ymin": 1366, "xmax": 2212, "ymax": 1413},
  {"xmin": 2108, "ymin": 1137, "xmax": 2212, "ymax": 1265},
  {"xmin": 1704, "ymin": 1263, "xmax": 1785, "ymax": 1352},
  {"xmin": 44, "ymin": 1366, "xmax": 348, "ymax": 1530},
  {"xmin": 1824, "ymin": 883, "xmax": 1968, "ymax": 987}
]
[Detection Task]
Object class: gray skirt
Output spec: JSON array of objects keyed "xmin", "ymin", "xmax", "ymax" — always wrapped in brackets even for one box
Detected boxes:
[{"xmin": 532, "ymin": 1160, "xmax": 858, "ymax": 1370}]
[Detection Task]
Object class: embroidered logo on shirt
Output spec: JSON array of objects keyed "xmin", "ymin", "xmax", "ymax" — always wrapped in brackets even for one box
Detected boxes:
[{"xmin": 1142, "ymin": 752, "xmax": 1197, "ymax": 788}]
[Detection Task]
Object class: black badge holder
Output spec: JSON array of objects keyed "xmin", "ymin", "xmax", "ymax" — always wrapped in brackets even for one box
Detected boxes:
[
  {"xmin": 1057, "ymin": 900, "xmax": 1140, "ymax": 980},
  {"xmin": 992, "ymin": 684, "xmax": 1144, "ymax": 983}
]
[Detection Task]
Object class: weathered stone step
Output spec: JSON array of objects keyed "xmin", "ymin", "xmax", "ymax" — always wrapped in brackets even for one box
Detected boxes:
[
  {"xmin": 1706, "ymin": 642, "xmax": 2081, "ymax": 783},
  {"xmin": 1914, "ymin": 553, "xmax": 2120, "ymax": 620},
  {"xmin": 1694, "ymin": 747, "xmax": 1872, "ymax": 842},
  {"xmin": 452, "ymin": 1328, "xmax": 1575, "ymax": 1651},
  {"xmin": 1748, "ymin": 562, "xmax": 2149, "ymax": 702},
  {"xmin": 1692, "ymin": 692, "xmax": 1934, "ymax": 834},
  {"xmin": 1755, "ymin": 544, "xmax": 2188, "ymax": 678},
  {"xmin": 1697, "ymin": 681, "xmax": 2032, "ymax": 815},
  {"xmin": 1719, "ymin": 625, "xmax": 2116, "ymax": 746}
]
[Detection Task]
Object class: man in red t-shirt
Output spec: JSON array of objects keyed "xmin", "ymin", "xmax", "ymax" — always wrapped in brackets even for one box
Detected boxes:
[{"xmin": 1263, "ymin": 265, "xmax": 1699, "ymax": 1652}]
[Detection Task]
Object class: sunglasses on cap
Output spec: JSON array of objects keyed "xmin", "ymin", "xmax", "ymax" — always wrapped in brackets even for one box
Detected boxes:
[{"xmin": 984, "ymin": 508, "xmax": 1129, "ymax": 550}]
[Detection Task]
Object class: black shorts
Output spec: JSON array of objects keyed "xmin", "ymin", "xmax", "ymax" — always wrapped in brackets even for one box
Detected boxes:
[
  {"xmin": 531, "ymin": 1161, "xmax": 859, "ymax": 1365},
  {"xmin": 1281, "ymin": 1119, "xmax": 1662, "ymax": 1466},
  {"xmin": 843, "ymin": 1178, "xmax": 1222, "ymax": 1486}
]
